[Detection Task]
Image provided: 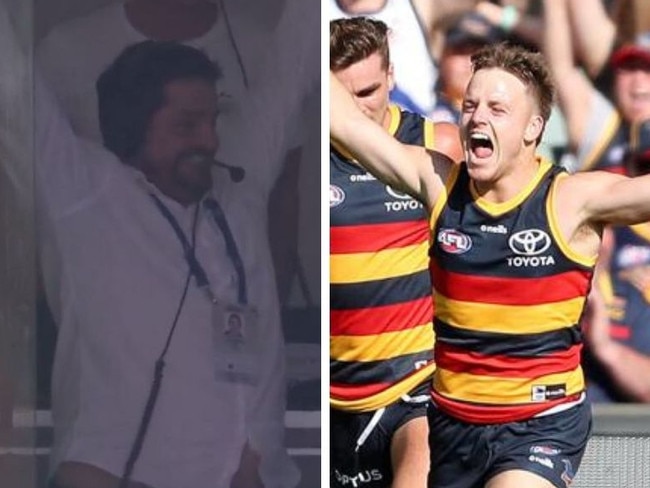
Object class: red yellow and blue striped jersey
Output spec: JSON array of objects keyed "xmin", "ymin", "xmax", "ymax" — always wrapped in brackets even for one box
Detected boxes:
[
  {"xmin": 330, "ymin": 105, "xmax": 436, "ymax": 412},
  {"xmin": 429, "ymin": 159, "xmax": 595, "ymax": 423}
]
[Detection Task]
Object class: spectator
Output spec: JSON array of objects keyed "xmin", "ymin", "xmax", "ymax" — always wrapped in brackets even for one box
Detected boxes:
[
  {"xmin": 563, "ymin": 0, "xmax": 650, "ymax": 86},
  {"xmin": 543, "ymin": 0, "xmax": 650, "ymax": 173}
]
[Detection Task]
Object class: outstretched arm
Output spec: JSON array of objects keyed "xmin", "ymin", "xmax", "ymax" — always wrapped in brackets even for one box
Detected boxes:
[
  {"xmin": 330, "ymin": 72, "xmax": 453, "ymax": 210},
  {"xmin": 552, "ymin": 169, "xmax": 650, "ymax": 263},
  {"xmin": 560, "ymin": 169, "xmax": 650, "ymax": 235},
  {"xmin": 586, "ymin": 172, "xmax": 650, "ymax": 226}
]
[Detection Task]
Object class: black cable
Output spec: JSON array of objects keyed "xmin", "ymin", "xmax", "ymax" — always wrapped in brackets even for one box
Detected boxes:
[
  {"xmin": 119, "ymin": 207, "xmax": 200, "ymax": 488},
  {"xmin": 119, "ymin": 267, "xmax": 192, "ymax": 488},
  {"xmin": 219, "ymin": 0, "xmax": 249, "ymax": 89}
]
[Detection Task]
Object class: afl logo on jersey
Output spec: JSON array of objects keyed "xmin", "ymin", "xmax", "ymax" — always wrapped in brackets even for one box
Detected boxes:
[
  {"xmin": 509, "ymin": 229, "xmax": 551, "ymax": 256},
  {"xmin": 385, "ymin": 186, "xmax": 412, "ymax": 200},
  {"xmin": 330, "ymin": 185, "xmax": 345, "ymax": 207},
  {"xmin": 438, "ymin": 228, "xmax": 472, "ymax": 254}
]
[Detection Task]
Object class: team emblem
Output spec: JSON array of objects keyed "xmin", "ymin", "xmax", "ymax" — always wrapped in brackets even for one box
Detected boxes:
[
  {"xmin": 330, "ymin": 185, "xmax": 345, "ymax": 207},
  {"xmin": 438, "ymin": 228, "xmax": 472, "ymax": 254},
  {"xmin": 508, "ymin": 229, "xmax": 551, "ymax": 256}
]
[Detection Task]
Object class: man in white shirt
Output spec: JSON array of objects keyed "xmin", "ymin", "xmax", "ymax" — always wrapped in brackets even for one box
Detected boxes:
[
  {"xmin": 1, "ymin": 0, "xmax": 320, "ymax": 485},
  {"xmin": 6, "ymin": 20, "xmax": 308, "ymax": 488},
  {"xmin": 36, "ymin": 0, "xmax": 321, "ymax": 326},
  {"xmin": 35, "ymin": 39, "xmax": 296, "ymax": 488}
]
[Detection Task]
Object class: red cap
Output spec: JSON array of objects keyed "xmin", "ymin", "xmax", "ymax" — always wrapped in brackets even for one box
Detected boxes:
[{"xmin": 611, "ymin": 32, "xmax": 650, "ymax": 68}]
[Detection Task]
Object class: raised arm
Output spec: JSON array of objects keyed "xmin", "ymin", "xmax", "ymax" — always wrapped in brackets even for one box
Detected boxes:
[
  {"xmin": 542, "ymin": 0, "xmax": 598, "ymax": 152},
  {"xmin": 1, "ymin": 3, "xmax": 101, "ymax": 214},
  {"xmin": 566, "ymin": 0, "xmax": 617, "ymax": 79},
  {"xmin": 330, "ymin": 72, "xmax": 453, "ymax": 210}
]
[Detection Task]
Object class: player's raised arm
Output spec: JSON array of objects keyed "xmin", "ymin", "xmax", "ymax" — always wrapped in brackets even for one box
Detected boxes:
[{"xmin": 330, "ymin": 72, "xmax": 453, "ymax": 210}]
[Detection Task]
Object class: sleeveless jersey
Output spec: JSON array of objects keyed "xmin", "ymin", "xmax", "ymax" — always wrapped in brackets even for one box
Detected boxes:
[
  {"xmin": 587, "ymin": 224, "xmax": 650, "ymax": 402},
  {"xmin": 429, "ymin": 159, "xmax": 595, "ymax": 423},
  {"xmin": 329, "ymin": 0, "xmax": 437, "ymax": 113},
  {"xmin": 330, "ymin": 105, "xmax": 435, "ymax": 412}
]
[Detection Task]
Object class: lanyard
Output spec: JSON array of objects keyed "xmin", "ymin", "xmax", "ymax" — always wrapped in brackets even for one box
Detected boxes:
[
  {"xmin": 149, "ymin": 194, "xmax": 247, "ymax": 305},
  {"xmin": 204, "ymin": 197, "xmax": 248, "ymax": 305}
]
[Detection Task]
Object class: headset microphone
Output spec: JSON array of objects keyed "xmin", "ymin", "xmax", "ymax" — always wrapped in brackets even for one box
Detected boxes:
[{"xmin": 212, "ymin": 159, "xmax": 246, "ymax": 183}]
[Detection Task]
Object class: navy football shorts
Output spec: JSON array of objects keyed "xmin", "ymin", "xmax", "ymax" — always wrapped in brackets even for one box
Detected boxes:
[
  {"xmin": 331, "ymin": 383, "xmax": 430, "ymax": 488},
  {"xmin": 428, "ymin": 400, "xmax": 592, "ymax": 488}
]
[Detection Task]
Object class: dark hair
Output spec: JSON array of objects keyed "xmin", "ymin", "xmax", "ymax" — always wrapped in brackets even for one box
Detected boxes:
[
  {"xmin": 471, "ymin": 43, "xmax": 555, "ymax": 143},
  {"xmin": 330, "ymin": 17, "xmax": 390, "ymax": 72},
  {"xmin": 97, "ymin": 40, "xmax": 220, "ymax": 161}
]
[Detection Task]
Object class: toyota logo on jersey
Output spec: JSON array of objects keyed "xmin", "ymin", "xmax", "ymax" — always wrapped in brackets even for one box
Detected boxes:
[
  {"xmin": 508, "ymin": 229, "xmax": 551, "ymax": 256},
  {"xmin": 385, "ymin": 185, "xmax": 412, "ymax": 200}
]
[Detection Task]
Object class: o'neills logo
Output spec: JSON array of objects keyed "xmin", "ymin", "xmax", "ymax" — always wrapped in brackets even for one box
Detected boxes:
[
  {"xmin": 507, "ymin": 229, "xmax": 555, "ymax": 267},
  {"xmin": 438, "ymin": 228, "xmax": 472, "ymax": 254},
  {"xmin": 330, "ymin": 185, "xmax": 345, "ymax": 207}
]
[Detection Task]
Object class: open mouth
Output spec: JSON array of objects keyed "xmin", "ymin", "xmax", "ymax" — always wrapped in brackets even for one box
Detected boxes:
[{"xmin": 469, "ymin": 132, "xmax": 494, "ymax": 159}]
